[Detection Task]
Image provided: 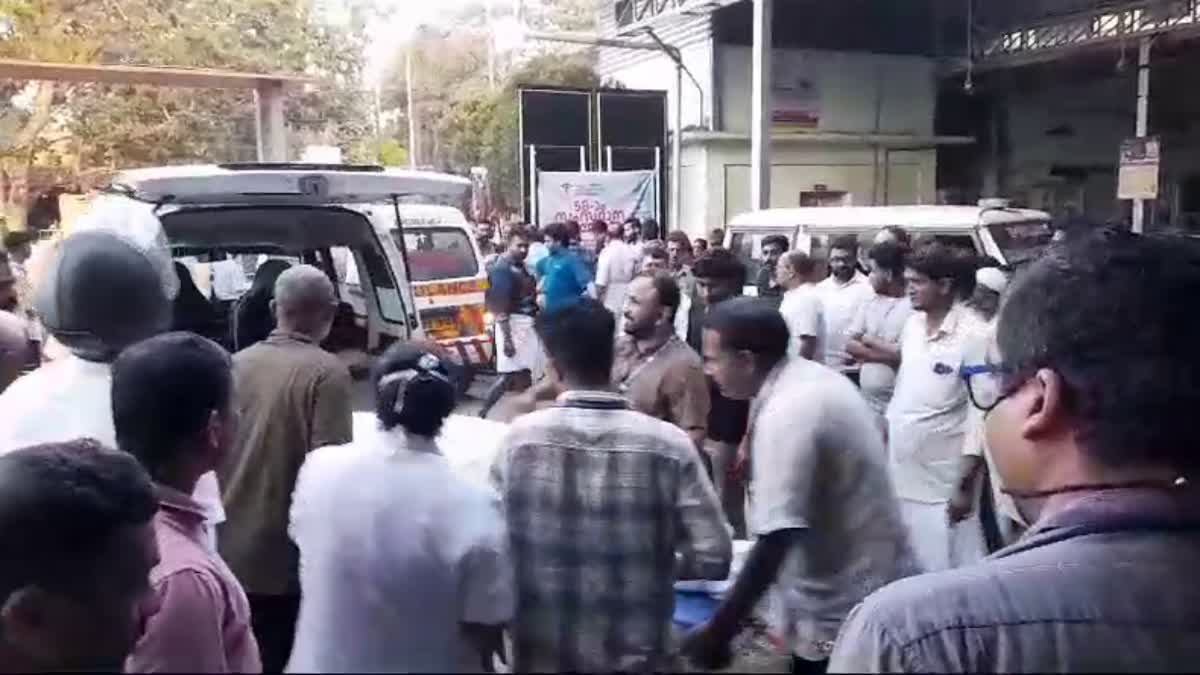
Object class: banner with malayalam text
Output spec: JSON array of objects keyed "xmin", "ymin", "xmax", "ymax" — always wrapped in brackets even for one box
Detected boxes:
[{"xmin": 536, "ymin": 170, "xmax": 657, "ymax": 226}]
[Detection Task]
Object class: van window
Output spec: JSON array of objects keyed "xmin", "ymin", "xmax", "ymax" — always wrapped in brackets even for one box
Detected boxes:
[
  {"xmin": 987, "ymin": 221, "xmax": 1054, "ymax": 266},
  {"xmin": 920, "ymin": 234, "xmax": 978, "ymax": 257},
  {"xmin": 394, "ymin": 227, "xmax": 478, "ymax": 281}
]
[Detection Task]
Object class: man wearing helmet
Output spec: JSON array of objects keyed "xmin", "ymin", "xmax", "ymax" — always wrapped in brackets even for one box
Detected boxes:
[{"xmin": 0, "ymin": 200, "xmax": 225, "ymax": 544}]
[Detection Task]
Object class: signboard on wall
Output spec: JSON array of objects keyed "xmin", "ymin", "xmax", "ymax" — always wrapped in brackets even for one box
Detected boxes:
[
  {"xmin": 1118, "ymin": 136, "xmax": 1160, "ymax": 200},
  {"xmin": 772, "ymin": 51, "xmax": 822, "ymax": 129},
  {"xmin": 536, "ymin": 171, "xmax": 657, "ymax": 226}
]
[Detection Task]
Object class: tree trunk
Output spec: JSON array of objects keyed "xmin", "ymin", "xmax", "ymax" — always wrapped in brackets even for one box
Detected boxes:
[
  {"xmin": 0, "ymin": 162, "xmax": 30, "ymax": 234},
  {"xmin": 0, "ymin": 82, "xmax": 57, "ymax": 232}
]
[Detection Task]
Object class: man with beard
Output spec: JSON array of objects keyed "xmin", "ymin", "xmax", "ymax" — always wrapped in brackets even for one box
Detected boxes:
[
  {"xmin": 479, "ymin": 226, "xmax": 542, "ymax": 420},
  {"xmin": 474, "ymin": 220, "xmax": 497, "ymax": 263},
  {"xmin": 688, "ymin": 249, "xmax": 751, "ymax": 536},
  {"xmin": 755, "ymin": 235, "xmax": 789, "ymax": 308},
  {"xmin": 612, "ymin": 272, "xmax": 709, "ymax": 455},
  {"xmin": 817, "ymin": 236, "xmax": 873, "ymax": 379}
]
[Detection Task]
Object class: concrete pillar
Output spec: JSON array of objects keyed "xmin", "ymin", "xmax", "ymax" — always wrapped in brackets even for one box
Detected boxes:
[
  {"xmin": 255, "ymin": 80, "xmax": 287, "ymax": 162},
  {"xmin": 1132, "ymin": 37, "xmax": 1151, "ymax": 233},
  {"xmin": 671, "ymin": 61, "xmax": 683, "ymax": 230},
  {"xmin": 750, "ymin": 0, "xmax": 773, "ymax": 210}
]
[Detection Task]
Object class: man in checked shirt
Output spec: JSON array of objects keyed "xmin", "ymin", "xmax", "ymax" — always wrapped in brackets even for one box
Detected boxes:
[{"xmin": 490, "ymin": 298, "xmax": 732, "ymax": 673}]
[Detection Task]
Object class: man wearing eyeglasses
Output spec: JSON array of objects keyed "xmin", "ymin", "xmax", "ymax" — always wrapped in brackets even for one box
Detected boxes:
[
  {"xmin": 831, "ymin": 229, "xmax": 1200, "ymax": 673},
  {"xmin": 884, "ymin": 243, "xmax": 991, "ymax": 573}
]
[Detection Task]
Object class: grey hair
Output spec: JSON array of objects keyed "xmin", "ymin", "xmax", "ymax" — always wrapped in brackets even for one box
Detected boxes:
[{"xmin": 274, "ymin": 264, "xmax": 335, "ymax": 314}]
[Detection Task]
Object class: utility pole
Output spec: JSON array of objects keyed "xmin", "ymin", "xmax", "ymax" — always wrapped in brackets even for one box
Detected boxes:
[
  {"xmin": 406, "ymin": 40, "xmax": 418, "ymax": 169},
  {"xmin": 750, "ymin": 0, "xmax": 773, "ymax": 210},
  {"xmin": 1132, "ymin": 36, "xmax": 1151, "ymax": 234}
]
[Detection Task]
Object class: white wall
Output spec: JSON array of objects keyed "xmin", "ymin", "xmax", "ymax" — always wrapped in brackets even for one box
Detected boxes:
[
  {"xmin": 686, "ymin": 142, "xmax": 936, "ymax": 235},
  {"xmin": 605, "ymin": 44, "xmax": 941, "ymax": 235},
  {"xmin": 677, "ymin": 143, "xmax": 708, "ymax": 237},
  {"xmin": 717, "ymin": 47, "xmax": 937, "ymax": 136}
]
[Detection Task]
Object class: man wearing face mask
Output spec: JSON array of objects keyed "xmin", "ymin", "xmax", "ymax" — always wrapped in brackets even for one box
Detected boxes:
[{"xmin": 830, "ymin": 229, "xmax": 1200, "ymax": 673}]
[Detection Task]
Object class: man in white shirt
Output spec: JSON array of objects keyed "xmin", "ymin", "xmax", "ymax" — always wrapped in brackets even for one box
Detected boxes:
[
  {"xmin": 886, "ymin": 243, "xmax": 991, "ymax": 572},
  {"xmin": 817, "ymin": 235, "xmax": 874, "ymax": 378},
  {"xmin": 0, "ymin": 223, "xmax": 225, "ymax": 545},
  {"xmin": 775, "ymin": 251, "xmax": 825, "ymax": 362},
  {"xmin": 846, "ymin": 242, "xmax": 915, "ymax": 423},
  {"xmin": 596, "ymin": 220, "xmax": 641, "ymax": 332},
  {"xmin": 951, "ymin": 265, "xmax": 1023, "ymax": 551},
  {"xmin": 683, "ymin": 298, "xmax": 918, "ymax": 674},
  {"xmin": 289, "ymin": 344, "xmax": 512, "ymax": 673}
]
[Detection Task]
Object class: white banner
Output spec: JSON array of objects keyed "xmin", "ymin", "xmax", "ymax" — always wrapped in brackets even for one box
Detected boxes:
[{"xmin": 536, "ymin": 170, "xmax": 657, "ymax": 226}]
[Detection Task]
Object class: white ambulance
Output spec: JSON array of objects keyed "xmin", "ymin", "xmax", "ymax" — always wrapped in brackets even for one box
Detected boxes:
[{"xmin": 101, "ymin": 164, "xmax": 491, "ymax": 372}]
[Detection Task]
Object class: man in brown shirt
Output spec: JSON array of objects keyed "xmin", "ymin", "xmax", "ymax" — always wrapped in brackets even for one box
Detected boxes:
[
  {"xmin": 613, "ymin": 272, "xmax": 709, "ymax": 456},
  {"xmin": 217, "ymin": 264, "xmax": 352, "ymax": 673}
]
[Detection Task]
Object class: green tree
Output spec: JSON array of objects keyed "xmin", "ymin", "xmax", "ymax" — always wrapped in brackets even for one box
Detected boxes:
[
  {"xmin": 0, "ymin": 0, "xmax": 376, "ymax": 228},
  {"xmin": 376, "ymin": 138, "xmax": 408, "ymax": 167},
  {"xmin": 379, "ymin": 0, "xmax": 605, "ymax": 213}
]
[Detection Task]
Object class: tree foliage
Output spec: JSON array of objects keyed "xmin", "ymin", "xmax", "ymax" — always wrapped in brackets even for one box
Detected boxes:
[
  {"xmin": 0, "ymin": 0, "xmax": 376, "ymax": 227},
  {"xmin": 379, "ymin": 0, "xmax": 605, "ymax": 212}
]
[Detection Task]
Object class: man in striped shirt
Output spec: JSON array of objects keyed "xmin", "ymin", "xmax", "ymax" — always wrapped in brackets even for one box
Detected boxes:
[{"xmin": 490, "ymin": 298, "xmax": 732, "ymax": 672}]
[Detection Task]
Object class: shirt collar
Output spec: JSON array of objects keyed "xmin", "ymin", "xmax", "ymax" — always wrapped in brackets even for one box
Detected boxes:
[
  {"xmin": 926, "ymin": 302, "xmax": 969, "ymax": 342},
  {"xmin": 383, "ymin": 427, "xmax": 442, "ymax": 455},
  {"xmin": 266, "ymin": 329, "xmax": 315, "ymax": 345},
  {"xmin": 632, "ymin": 332, "xmax": 675, "ymax": 359},
  {"xmin": 1000, "ymin": 485, "xmax": 1200, "ymax": 557},
  {"xmin": 826, "ymin": 273, "xmax": 866, "ymax": 290},
  {"xmin": 556, "ymin": 389, "xmax": 631, "ymax": 410},
  {"xmin": 155, "ymin": 483, "xmax": 209, "ymax": 521},
  {"xmin": 750, "ymin": 357, "xmax": 791, "ymax": 417}
]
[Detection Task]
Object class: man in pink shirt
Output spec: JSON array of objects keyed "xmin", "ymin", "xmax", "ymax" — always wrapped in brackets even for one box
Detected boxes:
[{"xmin": 113, "ymin": 332, "xmax": 261, "ymax": 673}]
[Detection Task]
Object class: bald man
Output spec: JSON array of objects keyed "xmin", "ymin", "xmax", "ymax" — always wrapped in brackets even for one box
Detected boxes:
[{"xmin": 216, "ymin": 264, "xmax": 353, "ymax": 673}]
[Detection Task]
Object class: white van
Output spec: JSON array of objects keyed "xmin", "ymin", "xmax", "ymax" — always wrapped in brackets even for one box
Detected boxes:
[
  {"xmin": 725, "ymin": 204, "xmax": 1054, "ymax": 292},
  {"xmin": 103, "ymin": 163, "xmax": 473, "ymax": 358},
  {"xmin": 340, "ymin": 204, "xmax": 493, "ymax": 371}
]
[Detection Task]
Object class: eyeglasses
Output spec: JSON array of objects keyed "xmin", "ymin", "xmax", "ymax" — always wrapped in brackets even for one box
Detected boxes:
[{"xmin": 960, "ymin": 363, "xmax": 1018, "ymax": 412}]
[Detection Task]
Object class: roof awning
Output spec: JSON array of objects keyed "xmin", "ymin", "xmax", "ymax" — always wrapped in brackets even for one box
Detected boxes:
[{"xmin": 0, "ymin": 58, "xmax": 311, "ymax": 90}]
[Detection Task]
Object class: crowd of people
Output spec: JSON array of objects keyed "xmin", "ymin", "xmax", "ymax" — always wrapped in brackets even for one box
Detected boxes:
[{"xmin": 1, "ymin": 202, "xmax": 1199, "ymax": 675}]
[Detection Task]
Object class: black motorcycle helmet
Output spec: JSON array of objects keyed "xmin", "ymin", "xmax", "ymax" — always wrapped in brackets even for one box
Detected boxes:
[{"xmin": 36, "ymin": 230, "xmax": 171, "ymax": 362}]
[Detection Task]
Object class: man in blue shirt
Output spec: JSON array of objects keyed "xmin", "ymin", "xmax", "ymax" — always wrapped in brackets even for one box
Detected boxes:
[{"xmin": 536, "ymin": 222, "xmax": 592, "ymax": 314}]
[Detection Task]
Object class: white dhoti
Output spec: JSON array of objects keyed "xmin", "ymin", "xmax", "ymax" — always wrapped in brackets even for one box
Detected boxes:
[
  {"xmin": 495, "ymin": 314, "xmax": 545, "ymax": 381},
  {"xmin": 899, "ymin": 498, "xmax": 988, "ymax": 572}
]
